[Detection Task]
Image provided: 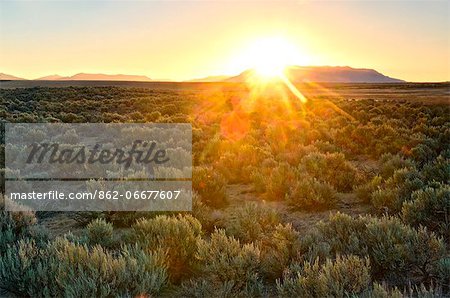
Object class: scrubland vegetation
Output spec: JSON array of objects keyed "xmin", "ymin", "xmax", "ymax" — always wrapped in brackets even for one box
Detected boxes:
[{"xmin": 0, "ymin": 83, "xmax": 449, "ymax": 297}]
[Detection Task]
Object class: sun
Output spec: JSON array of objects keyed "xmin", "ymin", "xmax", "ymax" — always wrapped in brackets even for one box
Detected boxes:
[
  {"xmin": 251, "ymin": 37, "xmax": 293, "ymax": 78},
  {"xmin": 254, "ymin": 60, "xmax": 285, "ymax": 79},
  {"xmin": 230, "ymin": 36, "xmax": 304, "ymax": 80},
  {"xmin": 225, "ymin": 36, "xmax": 311, "ymax": 81}
]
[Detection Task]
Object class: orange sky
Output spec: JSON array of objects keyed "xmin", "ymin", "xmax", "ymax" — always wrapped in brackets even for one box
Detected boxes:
[{"xmin": 1, "ymin": 1, "xmax": 448, "ymax": 82}]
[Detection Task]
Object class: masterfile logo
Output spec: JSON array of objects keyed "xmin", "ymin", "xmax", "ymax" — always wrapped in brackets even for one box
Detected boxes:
[{"xmin": 4, "ymin": 123, "xmax": 192, "ymax": 212}]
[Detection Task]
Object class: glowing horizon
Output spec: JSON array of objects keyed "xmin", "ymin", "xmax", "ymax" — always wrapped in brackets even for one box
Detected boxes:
[{"xmin": 1, "ymin": 1, "xmax": 448, "ymax": 82}]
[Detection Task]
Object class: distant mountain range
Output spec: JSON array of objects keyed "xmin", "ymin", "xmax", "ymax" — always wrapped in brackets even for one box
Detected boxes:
[
  {"xmin": 0, "ymin": 73, "xmax": 27, "ymax": 80},
  {"xmin": 1, "ymin": 66, "xmax": 404, "ymax": 83},
  {"xmin": 225, "ymin": 66, "xmax": 404, "ymax": 83},
  {"xmin": 1, "ymin": 73, "xmax": 152, "ymax": 81},
  {"xmin": 185, "ymin": 66, "xmax": 403, "ymax": 83},
  {"xmin": 39, "ymin": 73, "xmax": 152, "ymax": 81}
]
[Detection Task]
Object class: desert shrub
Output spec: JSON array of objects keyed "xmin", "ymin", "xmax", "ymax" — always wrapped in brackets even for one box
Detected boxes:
[
  {"xmin": 436, "ymin": 257, "xmax": 450, "ymax": 291},
  {"xmin": 215, "ymin": 143, "xmax": 268, "ymax": 183},
  {"xmin": 299, "ymin": 152, "xmax": 361, "ymax": 192},
  {"xmin": 277, "ymin": 255, "xmax": 371, "ymax": 297},
  {"xmin": 191, "ymin": 192, "xmax": 216, "ymax": 232},
  {"xmin": 85, "ymin": 218, "xmax": 114, "ymax": 247},
  {"xmin": 194, "ymin": 229, "xmax": 263, "ymax": 295},
  {"xmin": 355, "ymin": 175, "xmax": 383, "ymax": 203},
  {"xmin": 0, "ymin": 207, "xmax": 42, "ymax": 251},
  {"xmin": 70, "ymin": 211, "xmax": 104, "ymax": 225},
  {"xmin": 275, "ymin": 144, "xmax": 318, "ymax": 166},
  {"xmin": 371, "ymin": 167, "xmax": 424, "ymax": 213},
  {"xmin": 249, "ymin": 157, "xmax": 278, "ymax": 193},
  {"xmin": 422, "ymin": 155, "xmax": 450, "ymax": 184},
  {"xmin": 263, "ymin": 162, "xmax": 298, "ymax": 201},
  {"xmin": 402, "ymin": 184, "xmax": 450, "ymax": 241},
  {"xmin": 379, "ymin": 153, "xmax": 414, "ymax": 179},
  {"xmin": 193, "ymin": 166, "xmax": 228, "ymax": 208},
  {"xmin": 0, "ymin": 238, "xmax": 168, "ymax": 297},
  {"xmin": 259, "ymin": 223, "xmax": 301, "ymax": 280},
  {"xmin": 371, "ymin": 188, "xmax": 400, "ymax": 214},
  {"xmin": 368, "ymin": 223, "xmax": 443, "ymax": 281},
  {"xmin": 220, "ymin": 202, "xmax": 280, "ymax": 242},
  {"xmin": 411, "ymin": 143, "xmax": 438, "ymax": 165},
  {"xmin": 132, "ymin": 214, "xmax": 202, "ymax": 283},
  {"xmin": 71, "ymin": 210, "xmax": 151, "ymax": 229},
  {"xmin": 366, "ymin": 283, "xmax": 403, "ymax": 298},
  {"xmin": 295, "ymin": 229, "xmax": 333, "ymax": 265},
  {"xmin": 312, "ymin": 213, "xmax": 445, "ymax": 281},
  {"xmin": 395, "ymin": 282, "xmax": 447, "ymax": 297},
  {"xmin": 312, "ymin": 140, "xmax": 341, "ymax": 154},
  {"xmin": 178, "ymin": 276, "xmax": 265, "ymax": 298},
  {"xmin": 286, "ymin": 175, "xmax": 337, "ymax": 211}
]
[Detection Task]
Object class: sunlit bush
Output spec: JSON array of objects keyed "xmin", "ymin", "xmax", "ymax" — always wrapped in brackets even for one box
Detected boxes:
[
  {"xmin": 0, "ymin": 203, "xmax": 42, "ymax": 251},
  {"xmin": 355, "ymin": 175, "xmax": 383, "ymax": 203},
  {"xmin": 132, "ymin": 214, "xmax": 202, "ymax": 283},
  {"xmin": 378, "ymin": 153, "xmax": 414, "ymax": 179},
  {"xmin": 259, "ymin": 223, "xmax": 301, "ymax": 280},
  {"xmin": 299, "ymin": 152, "xmax": 361, "ymax": 192},
  {"xmin": 191, "ymin": 192, "xmax": 216, "ymax": 233},
  {"xmin": 402, "ymin": 184, "xmax": 450, "ymax": 240},
  {"xmin": 371, "ymin": 167, "xmax": 424, "ymax": 213},
  {"xmin": 277, "ymin": 255, "xmax": 371, "ymax": 297},
  {"xmin": 367, "ymin": 283, "xmax": 402, "ymax": 298},
  {"xmin": 193, "ymin": 166, "xmax": 228, "ymax": 208},
  {"xmin": 194, "ymin": 229, "xmax": 263, "ymax": 295},
  {"xmin": 313, "ymin": 213, "xmax": 445, "ymax": 281},
  {"xmin": 86, "ymin": 218, "xmax": 114, "ymax": 248},
  {"xmin": 215, "ymin": 143, "xmax": 268, "ymax": 183},
  {"xmin": 0, "ymin": 238, "xmax": 168, "ymax": 297},
  {"xmin": 422, "ymin": 155, "xmax": 450, "ymax": 184},
  {"xmin": 262, "ymin": 162, "xmax": 297, "ymax": 201},
  {"xmin": 286, "ymin": 175, "xmax": 337, "ymax": 211},
  {"xmin": 220, "ymin": 201, "xmax": 280, "ymax": 243}
]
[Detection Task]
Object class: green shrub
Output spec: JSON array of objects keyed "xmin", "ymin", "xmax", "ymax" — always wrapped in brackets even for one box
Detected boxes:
[
  {"xmin": 178, "ymin": 276, "xmax": 265, "ymax": 298},
  {"xmin": 220, "ymin": 202, "xmax": 280, "ymax": 242},
  {"xmin": 299, "ymin": 152, "xmax": 362, "ymax": 192},
  {"xmin": 277, "ymin": 255, "xmax": 371, "ymax": 298},
  {"xmin": 296, "ymin": 230, "xmax": 333, "ymax": 265},
  {"xmin": 402, "ymin": 184, "xmax": 450, "ymax": 240},
  {"xmin": 179, "ymin": 278, "xmax": 236, "ymax": 298},
  {"xmin": 259, "ymin": 224, "xmax": 301, "ymax": 280},
  {"xmin": 366, "ymin": 283, "xmax": 402, "ymax": 298},
  {"xmin": 286, "ymin": 175, "xmax": 337, "ymax": 210},
  {"xmin": 371, "ymin": 188, "xmax": 400, "ymax": 214},
  {"xmin": 86, "ymin": 218, "xmax": 114, "ymax": 247},
  {"xmin": 0, "ymin": 238, "xmax": 168, "ymax": 297},
  {"xmin": 411, "ymin": 143, "xmax": 437, "ymax": 165},
  {"xmin": 263, "ymin": 162, "xmax": 298, "ymax": 201},
  {"xmin": 191, "ymin": 192, "xmax": 216, "ymax": 232},
  {"xmin": 215, "ymin": 143, "xmax": 268, "ymax": 183},
  {"xmin": 193, "ymin": 166, "xmax": 228, "ymax": 208},
  {"xmin": 313, "ymin": 213, "xmax": 445, "ymax": 281},
  {"xmin": 355, "ymin": 175, "xmax": 383, "ymax": 203},
  {"xmin": 371, "ymin": 167, "xmax": 424, "ymax": 213},
  {"xmin": 195, "ymin": 229, "xmax": 263, "ymax": 294},
  {"xmin": 436, "ymin": 257, "xmax": 450, "ymax": 291},
  {"xmin": 0, "ymin": 206, "xmax": 41, "ymax": 251},
  {"xmin": 132, "ymin": 214, "xmax": 202, "ymax": 283},
  {"xmin": 379, "ymin": 153, "xmax": 414, "ymax": 179},
  {"xmin": 422, "ymin": 155, "xmax": 450, "ymax": 184},
  {"xmin": 249, "ymin": 158, "xmax": 278, "ymax": 193}
]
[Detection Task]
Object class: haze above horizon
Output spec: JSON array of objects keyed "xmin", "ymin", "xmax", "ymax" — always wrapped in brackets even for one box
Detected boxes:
[{"xmin": 1, "ymin": 1, "xmax": 448, "ymax": 82}]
